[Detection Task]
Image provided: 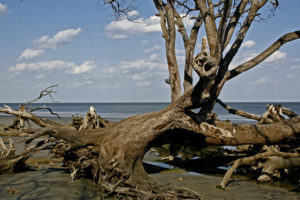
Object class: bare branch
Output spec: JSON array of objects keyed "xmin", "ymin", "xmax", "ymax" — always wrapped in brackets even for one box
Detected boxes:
[
  {"xmin": 222, "ymin": 0, "xmax": 248, "ymax": 50},
  {"xmin": 217, "ymin": 99, "xmax": 261, "ymax": 121},
  {"xmin": 222, "ymin": 0, "xmax": 268, "ymax": 72},
  {"xmin": 227, "ymin": 30, "xmax": 300, "ymax": 80},
  {"xmin": 30, "ymin": 106, "xmax": 61, "ymax": 119},
  {"xmin": 0, "ymin": 105, "xmax": 62, "ymax": 128},
  {"xmin": 196, "ymin": 0, "xmax": 221, "ymax": 58},
  {"xmin": 218, "ymin": 0, "xmax": 232, "ymax": 47},
  {"xmin": 103, "ymin": 0, "xmax": 136, "ymax": 19},
  {"xmin": 154, "ymin": 0, "xmax": 182, "ymax": 101},
  {"xmin": 173, "ymin": 8, "xmax": 203, "ymax": 92},
  {"xmin": 24, "ymin": 85, "xmax": 59, "ymax": 105}
]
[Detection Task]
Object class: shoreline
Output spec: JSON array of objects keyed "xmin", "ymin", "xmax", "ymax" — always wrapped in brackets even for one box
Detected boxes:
[{"xmin": 1, "ymin": 116, "xmax": 300, "ymax": 199}]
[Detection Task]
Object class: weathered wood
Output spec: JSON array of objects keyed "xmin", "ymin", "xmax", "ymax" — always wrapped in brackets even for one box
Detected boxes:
[
  {"xmin": 2, "ymin": 0, "xmax": 300, "ymax": 198},
  {"xmin": 219, "ymin": 151, "xmax": 300, "ymax": 188}
]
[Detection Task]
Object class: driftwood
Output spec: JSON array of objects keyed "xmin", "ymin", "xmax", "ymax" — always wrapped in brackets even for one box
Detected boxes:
[
  {"xmin": 1, "ymin": 36, "xmax": 300, "ymax": 198},
  {"xmin": 0, "ymin": 136, "xmax": 51, "ymax": 174},
  {"xmin": 1, "ymin": 1, "xmax": 300, "ymax": 197},
  {"xmin": 0, "ymin": 85, "xmax": 63, "ymax": 130},
  {"xmin": 79, "ymin": 106, "xmax": 112, "ymax": 130},
  {"xmin": 20, "ymin": 101, "xmax": 300, "ymax": 198},
  {"xmin": 216, "ymin": 100, "xmax": 300, "ymax": 188},
  {"xmin": 219, "ymin": 151, "xmax": 300, "ymax": 188}
]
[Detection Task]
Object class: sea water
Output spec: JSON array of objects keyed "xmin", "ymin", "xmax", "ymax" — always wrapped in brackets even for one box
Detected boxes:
[{"xmin": 1, "ymin": 102, "xmax": 300, "ymax": 123}]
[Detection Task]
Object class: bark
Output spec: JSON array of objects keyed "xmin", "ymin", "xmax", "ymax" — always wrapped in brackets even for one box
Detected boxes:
[
  {"xmin": 257, "ymin": 156, "xmax": 300, "ymax": 183},
  {"xmin": 0, "ymin": 105, "xmax": 64, "ymax": 128},
  {"xmin": 154, "ymin": 0, "xmax": 182, "ymax": 102},
  {"xmin": 226, "ymin": 30, "xmax": 300, "ymax": 80},
  {"xmin": 0, "ymin": 137, "xmax": 50, "ymax": 174},
  {"xmin": 22, "ymin": 99, "xmax": 300, "ymax": 198},
  {"xmin": 2, "ymin": 0, "xmax": 300, "ymax": 198},
  {"xmin": 219, "ymin": 151, "xmax": 300, "ymax": 188}
]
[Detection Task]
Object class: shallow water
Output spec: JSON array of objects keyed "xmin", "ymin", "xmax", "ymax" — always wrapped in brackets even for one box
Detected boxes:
[{"xmin": 2, "ymin": 102, "xmax": 300, "ymax": 123}]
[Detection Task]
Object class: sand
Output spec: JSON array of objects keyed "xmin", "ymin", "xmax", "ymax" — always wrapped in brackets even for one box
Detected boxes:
[{"xmin": 1, "ymin": 116, "xmax": 300, "ymax": 199}]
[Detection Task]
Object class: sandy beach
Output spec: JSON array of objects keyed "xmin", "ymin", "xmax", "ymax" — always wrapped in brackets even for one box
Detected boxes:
[{"xmin": 1, "ymin": 116, "xmax": 300, "ymax": 199}]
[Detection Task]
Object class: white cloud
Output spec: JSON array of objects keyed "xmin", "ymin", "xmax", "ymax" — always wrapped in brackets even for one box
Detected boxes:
[
  {"xmin": 104, "ymin": 53, "xmax": 168, "ymax": 87},
  {"xmin": 140, "ymin": 40, "xmax": 149, "ymax": 45},
  {"xmin": 105, "ymin": 13, "xmax": 161, "ymax": 39},
  {"xmin": 264, "ymin": 51, "xmax": 286, "ymax": 63},
  {"xmin": 137, "ymin": 81, "xmax": 151, "ymax": 87},
  {"xmin": 241, "ymin": 40, "xmax": 255, "ymax": 48},
  {"xmin": 0, "ymin": 3, "xmax": 9, "ymax": 18},
  {"xmin": 229, "ymin": 50, "xmax": 287, "ymax": 70},
  {"xmin": 105, "ymin": 11, "xmax": 195, "ymax": 39},
  {"xmin": 10, "ymin": 60, "xmax": 73, "ymax": 72},
  {"xmin": 33, "ymin": 28, "xmax": 82, "ymax": 49},
  {"xmin": 9, "ymin": 60, "xmax": 94, "ymax": 75},
  {"xmin": 67, "ymin": 61, "xmax": 95, "ymax": 74},
  {"xmin": 66, "ymin": 80, "xmax": 93, "ymax": 89},
  {"xmin": 131, "ymin": 74, "xmax": 144, "ymax": 81},
  {"xmin": 127, "ymin": 10, "xmax": 139, "ymax": 18},
  {"xmin": 35, "ymin": 73, "xmax": 45, "ymax": 79},
  {"xmin": 144, "ymin": 45, "xmax": 161, "ymax": 54},
  {"xmin": 19, "ymin": 28, "xmax": 82, "ymax": 60},
  {"xmin": 18, "ymin": 49, "xmax": 46, "ymax": 60}
]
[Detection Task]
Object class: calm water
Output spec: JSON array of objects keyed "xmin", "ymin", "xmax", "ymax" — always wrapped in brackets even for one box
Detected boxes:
[{"xmin": 1, "ymin": 102, "xmax": 300, "ymax": 123}]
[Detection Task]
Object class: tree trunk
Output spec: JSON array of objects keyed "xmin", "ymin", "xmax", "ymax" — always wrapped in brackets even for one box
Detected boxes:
[{"xmin": 23, "ymin": 98, "xmax": 300, "ymax": 198}]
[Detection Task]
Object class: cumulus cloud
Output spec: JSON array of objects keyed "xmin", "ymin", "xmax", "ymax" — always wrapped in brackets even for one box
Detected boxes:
[
  {"xmin": 241, "ymin": 40, "xmax": 255, "ymax": 48},
  {"xmin": 33, "ymin": 28, "xmax": 82, "ymax": 49},
  {"xmin": 264, "ymin": 51, "xmax": 286, "ymax": 63},
  {"xmin": 105, "ymin": 15, "xmax": 161, "ymax": 39},
  {"xmin": 144, "ymin": 45, "xmax": 161, "ymax": 54},
  {"xmin": 18, "ymin": 49, "xmax": 46, "ymax": 61},
  {"xmin": 35, "ymin": 73, "xmax": 45, "ymax": 79},
  {"xmin": 9, "ymin": 60, "xmax": 94, "ymax": 75},
  {"xmin": 229, "ymin": 50, "xmax": 287, "ymax": 70},
  {"xmin": 105, "ymin": 11, "xmax": 194, "ymax": 39},
  {"xmin": 0, "ymin": 3, "xmax": 9, "ymax": 18},
  {"xmin": 18, "ymin": 28, "xmax": 82, "ymax": 60},
  {"xmin": 67, "ymin": 61, "xmax": 95, "ymax": 74},
  {"xmin": 104, "ymin": 53, "xmax": 168, "ymax": 87}
]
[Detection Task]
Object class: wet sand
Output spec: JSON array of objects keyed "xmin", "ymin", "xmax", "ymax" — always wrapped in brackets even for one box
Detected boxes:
[
  {"xmin": 152, "ymin": 173, "xmax": 300, "ymax": 200},
  {"xmin": 1, "ymin": 164, "xmax": 299, "ymax": 200},
  {"xmin": 1, "ymin": 116, "xmax": 300, "ymax": 199}
]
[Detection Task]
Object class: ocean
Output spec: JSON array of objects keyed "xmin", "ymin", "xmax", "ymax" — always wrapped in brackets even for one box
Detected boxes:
[{"xmin": 1, "ymin": 102, "xmax": 300, "ymax": 123}]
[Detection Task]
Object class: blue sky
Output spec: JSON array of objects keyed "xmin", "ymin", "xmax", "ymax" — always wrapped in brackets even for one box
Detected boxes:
[{"xmin": 0, "ymin": 0, "xmax": 299, "ymax": 103}]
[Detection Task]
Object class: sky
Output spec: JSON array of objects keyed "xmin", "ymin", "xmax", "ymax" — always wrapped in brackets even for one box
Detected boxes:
[{"xmin": 0, "ymin": 0, "xmax": 300, "ymax": 103}]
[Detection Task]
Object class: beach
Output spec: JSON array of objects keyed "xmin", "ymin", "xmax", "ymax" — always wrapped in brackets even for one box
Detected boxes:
[{"xmin": 1, "ymin": 104, "xmax": 300, "ymax": 199}]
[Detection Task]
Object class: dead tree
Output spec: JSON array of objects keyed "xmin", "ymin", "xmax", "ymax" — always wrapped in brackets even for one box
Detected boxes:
[
  {"xmin": 0, "ymin": 85, "xmax": 63, "ymax": 129},
  {"xmin": 0, "ymin": 136, "xmax": 53, "ymax": 175},
  {"xmin": 1, "ymin": 0, "xmax": 300, "ymax": 198}
]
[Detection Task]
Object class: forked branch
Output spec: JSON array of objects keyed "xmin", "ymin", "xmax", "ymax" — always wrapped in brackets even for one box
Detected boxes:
[{"xmin": 24, "ymin": 84, "xmax": 59, "ymax": 105}]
